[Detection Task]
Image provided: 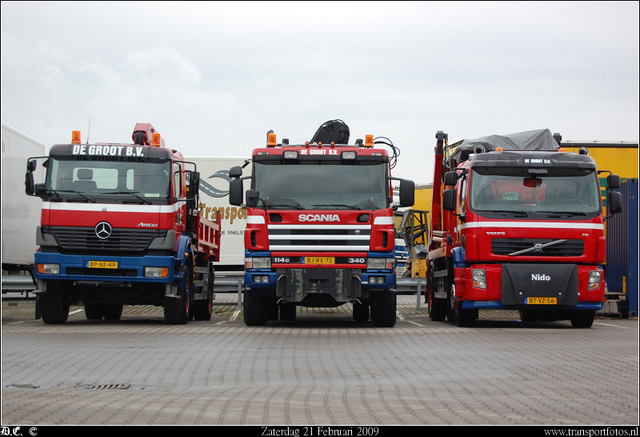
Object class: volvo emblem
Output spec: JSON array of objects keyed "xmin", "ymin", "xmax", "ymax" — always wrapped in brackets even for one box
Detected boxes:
[
  {"xmin": 95, "ymin": 221, "xmax": 113, "ymax": 240},
  {"xmin": 533, "ymin": 243, "xmax": 543, "ymax": 252}
]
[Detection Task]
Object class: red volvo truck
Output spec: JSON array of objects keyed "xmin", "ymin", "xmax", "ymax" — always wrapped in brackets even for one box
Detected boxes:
[
  {"xmin": 25, "ymin": 123, "xmax": 220, "ymax": 324},
  {"xmin": 229, "ymin": 121, "xmax": 415, "ymax": 326},
  {"xmin": 426, "ymin": 129, "xmax": 622, "ymax": 327}
]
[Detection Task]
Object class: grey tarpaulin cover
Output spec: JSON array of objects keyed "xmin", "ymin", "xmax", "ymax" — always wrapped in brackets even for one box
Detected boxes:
[{"xmin": 447, "ymin": 129, "xmax": 560, "ymax": 165}]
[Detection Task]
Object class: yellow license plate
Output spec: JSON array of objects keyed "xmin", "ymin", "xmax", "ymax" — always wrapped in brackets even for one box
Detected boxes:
[
  {"xmin": 525, "ymin": 297, "xmax": 557, "ymax": 305},
  {"xmin": 304, "ymin": 257, "xmax": 335, "ymax": 265},
  {"xmin": 87, "ymin": 261, "xmax": 118, "ymax": 269}
]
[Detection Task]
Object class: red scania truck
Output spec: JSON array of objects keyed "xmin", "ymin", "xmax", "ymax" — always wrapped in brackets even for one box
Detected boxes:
[
  {"xmin": 426, "ymin": 129, "xmax": 622, "ymax": 328},
  {"xmin": 229, "ymin": 121, "xmax": 415, "ymax": 326},
  {"xmin": 25, "ymin": 123, "xmax": 221, "ymax": 324}
]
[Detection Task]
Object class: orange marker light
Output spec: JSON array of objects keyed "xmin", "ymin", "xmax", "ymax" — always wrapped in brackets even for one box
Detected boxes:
[
  {"xmin": 365, "ymin": 135, "xmax": 373, "ymax": 147},
  {"xmin": 151, "ymin": 132, "xmax": 161, "ymax": 146},
  {"xmin": 558, "ymin": 148, "xmax": 565, "ymax": 152},
  {"xmin": 495, "ymin": 147, "xmax": 503, "ymax": 151},
  {"xmin": 72, "ymin": 131, "xmax": 81, "ymax": 144}
]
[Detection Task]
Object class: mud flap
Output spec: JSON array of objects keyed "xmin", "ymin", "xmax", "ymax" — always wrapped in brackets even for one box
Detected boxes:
[{"xmin": 501, "ymin": 264, "xmax": 579, "ymax": 306}]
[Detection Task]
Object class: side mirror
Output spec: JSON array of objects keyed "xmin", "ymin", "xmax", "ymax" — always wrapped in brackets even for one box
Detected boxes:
[
  {"xmin": 444, "ymin": 171, "xmax": 457, "ymax": 187},
  {"xmin": 398, "ymin": 179, "xmax": 415, "ymax": 207},
  {"xmin": 25, "ymin": 159, "xmax": 37, "ymax": 195},
  {"xmin": 608, "ymin": 191, "xmax": 623, "ymax": 215},
  {"xmin": 229, "ymin": 166, "xmax": 243, "ymax": 179},
  {"xmin": 25, "ymin": 170, "xmax": 35, "ymax": 195},
  {"xmin": 443, "ymin": 188, "xmax": 456, "ymax": 211},
  {"xmin": 229, "ymin": 178, "xmax": 244, "ymax": 206},
  {"xmin": 246, "ymin": 189, "xmax": 259, "ymax": 208},
  {"xmin": 607, "ymin": 174, "xmax": 621, "ymax": 189},
  {"xmin": 190, "ymin": 171, "xmax": 200, "ymax": 196}
]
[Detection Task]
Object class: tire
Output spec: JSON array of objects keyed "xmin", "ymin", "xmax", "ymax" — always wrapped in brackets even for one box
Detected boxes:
[
  {"xmin": 449, "ymin": 284, "xmax": 475, "ymax": 327},
  {"xmin": 371, "ymin": 292, "xmax": 396, "ymax": 327},
  {"xmin": 279, "ymin": 303, "xmax": 297, "ymax": 321},
  {"xmin": 519, "ymin": 310, "xmax": 539, "ymax": 323},
  {"xmin": 103, "ymin": 303, "xmax": 123, "ymax": 321},
  {"xmin": 192, "ymin": 264, "xmax": 214, "ymax": 321},
  {"xmin": 40, "ymin": 292, "xmax": 69, "ymax": 324},
  {"xmin": 85, "ymin": 303, "xmax": 104, "ymax": 320},
  {"xmin": 353, "ymin": 301, "xmax": 370, "ymax": 323},
  {"xmin": 244, "ymin": 293, "xmax": 268, "ymax": 326},
  {"xmin": 570, "ymin": 310, "xmax": 595, "ymax": 328},
  {"xmin": 164, "ymin": 266, "xmax": 191, "ymax": 325},
  {"xmin": 427, "ymin": 268, "xmax": 447, "ymax": 321}
]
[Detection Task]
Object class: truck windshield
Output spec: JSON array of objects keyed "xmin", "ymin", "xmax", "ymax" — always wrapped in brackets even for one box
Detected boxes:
[
  {"xmin": 44, "ymin": 156, "xmax": 172, "ymax": 203},
  {"xmin": 253, "ymin": 161, "xmax": 388, "ymax": 210},
  {"xmin": 469, "ymin": 167, "xmax": 602, "ymax": 218}
]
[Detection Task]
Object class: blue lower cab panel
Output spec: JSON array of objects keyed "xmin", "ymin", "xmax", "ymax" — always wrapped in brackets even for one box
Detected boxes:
[
  {"xmin": 33, "ymin": 252, "xmax": 178, "ymax": 284},
  {"xmin": 461, "ymin": 301, "xmax": 604, "ymax": 311}
]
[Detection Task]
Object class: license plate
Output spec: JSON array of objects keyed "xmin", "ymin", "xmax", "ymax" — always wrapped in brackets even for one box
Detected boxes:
[
  {"xmin": 304, "ymin": 257, "xmax": 335, "ymax": 265},
  {"xmin": 87, "ymin": 261, "xmax": 118, "ymax": 269},
  {"xmin": 525, "ymin": 297, "xmax": 557, "ymax": 305}
]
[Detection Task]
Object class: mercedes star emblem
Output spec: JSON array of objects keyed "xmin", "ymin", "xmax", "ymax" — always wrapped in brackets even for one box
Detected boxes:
[{"xmin": 95, "ymin": 221, "xmax": 113, "ymax": 240}]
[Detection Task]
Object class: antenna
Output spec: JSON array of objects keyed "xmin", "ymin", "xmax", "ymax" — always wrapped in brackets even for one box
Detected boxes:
[{"xmin": 86, "ymin": 117, "xmax": 92, "ymax": 144}]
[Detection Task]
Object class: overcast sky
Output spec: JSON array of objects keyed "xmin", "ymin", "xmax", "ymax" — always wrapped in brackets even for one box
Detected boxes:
[{"xmin": 2, "ymin": 1, "xmax": 638, "ymax": 184}]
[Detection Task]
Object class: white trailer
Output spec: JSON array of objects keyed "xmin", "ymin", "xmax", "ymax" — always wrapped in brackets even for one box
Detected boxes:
[
  {"xmin": 187, "ymin": 156, "xmax": 251, "ymax": 291},
  {"xmin": 2, "ymin": 123, "xmax": 46, "ymax": 293}
]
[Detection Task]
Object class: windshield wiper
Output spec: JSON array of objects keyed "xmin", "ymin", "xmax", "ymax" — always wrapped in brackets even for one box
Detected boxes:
[
  {"xmin": 479, "ymin": 210, "xmax": 528, "ymax": 217},
  {"xmin": 268, "ymin": 204, "xmax": 305, "ymax": 210},
  {"xmin": 48, "ymin": 189, "xmax": 96, "ymax": 203},
  {"xmin": 103, "ymin": 191, "xmax": 152, "ymax": 204},
  {"xmin": 311, "ymin": 204, "xmax": 362, "ymax": 210},
  {"xmin": 538, "ymin": 211, "xmax": 587, "ymax": 218}
]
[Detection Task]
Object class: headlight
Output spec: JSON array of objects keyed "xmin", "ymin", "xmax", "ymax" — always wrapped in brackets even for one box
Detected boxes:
[
  {"xmin": 588, "ymin": 271, "xmax": 601, "ymax": 290},
  {"xmin": 37, "ymin": 263, "xmax": 60, "ymax": 275},
  {"xmin": 341, "ymin": 151, "xmax": 357, "ymax": 160},
  {"xmin": 247, "ymin": 257, "xmax": 271, "ymax": 269},
  {"xmin": 144, "ymin": 267, "xmax": 169, "ymax": 278},
  {"xmin": 472, "ymin": 269, "xmax": 487, "ymax": 289},
  {"xmin": 367, "ymin": 258, "xmax": 394, "ymax": 270},
  {"xmin": 283, "ymin": 151, "xmax": 299, "ymax": 160}
]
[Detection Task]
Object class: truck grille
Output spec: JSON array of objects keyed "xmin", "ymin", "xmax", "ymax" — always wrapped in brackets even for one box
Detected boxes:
[
  {"xmin": 47, "ymin": 226, "xmax": 166, "ymax": 255},
  {"xmin": 268, "ymin": 225, "xmax": 371, "ymax": 252},
  {"xmin": 492, "ymin": 239, "xmax": 584, "ymax": 257}
]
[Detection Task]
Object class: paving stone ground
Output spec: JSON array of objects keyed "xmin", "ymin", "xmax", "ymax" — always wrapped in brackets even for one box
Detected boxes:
[{"xmin": 2, "ymin": 293, "xmax": 638, "ymax": 426}]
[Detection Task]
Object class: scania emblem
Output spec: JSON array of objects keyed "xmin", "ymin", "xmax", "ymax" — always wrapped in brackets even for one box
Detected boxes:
[{"xmin": 95, "ymin": 221, "xmax": 113, "ymax": 240}]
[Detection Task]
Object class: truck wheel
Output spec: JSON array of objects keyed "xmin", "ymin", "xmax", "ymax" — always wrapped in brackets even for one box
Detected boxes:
[
  {"xmin": 192, "ymin": 263, "xmax": 215, "ymax": 321},
  {"xmin": 103, "ymin": 303, "xmax": 123, "ymax": 321},
  {"xmin": 279, "ymin": 303, "xmax": 297, "ymax": 321},
  {"xmin": 427, "ymin": 269, "xmax": 446, "ymax": 321},
  {"xmin": 353, "ymin": 301, "xmax": 369, "ymax": 322},
  {"xmin": 244, "ymin": 293, "xmax": 268, "ymax": 326},
  {"xmin": 192, "ymin": 292, "xmax": 213, "ymax": 321},
  {"xmin": 164, "ymin": 266, "xmax": 191, "ymax": 325},
  {"xmin": 519, "ymin": 310, "xmax": 539, "ymax": 323},
  {"xmin": 454, "ymin": 308, "xmax": 475, "ymax": 327},
  {"xmin": 450, "ymin": 284, "xmax": 475, "ymax": 327},
  {"xmin": 85, "ymin": 303, "xmax": 104, "ymax": 320},
  {"xmin": 570, "ymin": 310, "xmax": 595, "ymax": 328},
  {"xmin": 40, "ymin": 292, "xmax": 69, "ymax": 324},
  {"xmin": 371, "ymin": 292, "xmax": 396, "ymax": 327}
]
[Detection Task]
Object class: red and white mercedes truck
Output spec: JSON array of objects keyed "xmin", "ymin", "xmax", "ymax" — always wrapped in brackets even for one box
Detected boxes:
[{"xmin": 25, "ymin": 123, "xmax": 220, "ymax": 324}]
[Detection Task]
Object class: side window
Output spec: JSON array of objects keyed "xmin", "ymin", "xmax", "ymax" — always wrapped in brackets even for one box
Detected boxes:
[{"xmin": 173, "ymin": 163, "xmax": 182, "ymax": 198}]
